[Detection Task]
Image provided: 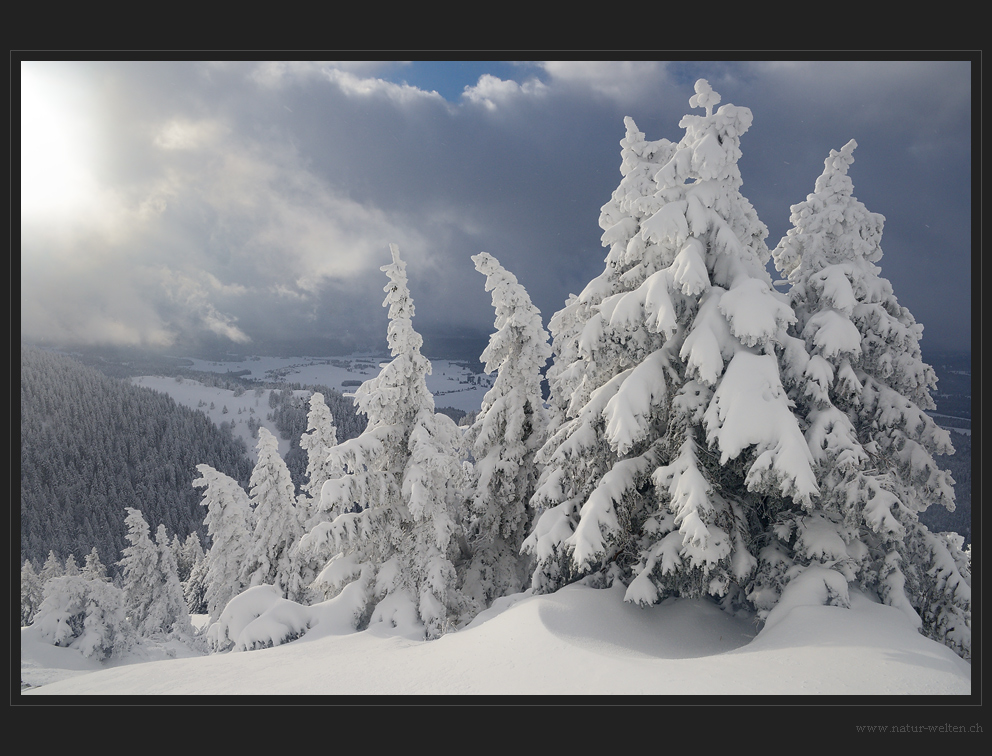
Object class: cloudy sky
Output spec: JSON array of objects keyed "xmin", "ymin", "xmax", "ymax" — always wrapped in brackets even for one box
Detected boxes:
[{"xmin": 19, "ymin": 59, "xmax": 973, "ymax": 359}]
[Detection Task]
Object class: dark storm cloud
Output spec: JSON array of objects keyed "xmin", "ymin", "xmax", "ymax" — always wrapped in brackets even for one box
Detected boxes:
[{"xmin": 19, "ymin": 59, "xmax": 971, "ymax": 357}]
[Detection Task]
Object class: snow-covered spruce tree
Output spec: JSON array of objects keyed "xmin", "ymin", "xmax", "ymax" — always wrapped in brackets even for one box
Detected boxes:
[
  {"xmin": 288, "ymin": 392, "xmax": 342, "ymax": 604},
  {"xmin": 82, "ymin": 547, "xmax": 108, "ymax": 582},
  {"xmin": 64, "ymin": 554, "xmax": 80, "ymax": 576},
  {"xmin": 300, "ymin": 392, "xmax": 341, "ymax": 502},
  {"xmin": 771, "ymin": 139, "xmax": 970, "ymax": 659},
  {"xmin": 119, "ymin": 508, "xmax": 160, "ymax": 634},
  {"xmin": 118, "ymin": 508, "xmax": 192, "ymax": 638},
  {"xmin": 34, "ymin": 574, "xmax": 133, "ymax": 660},
  {"xmin": 298, "ymin": 244, "xmax": 465, "ymax": 639},
  {"xmin": 154, "ymin": 523, "xmax": 195, "ymax": 638},
  {"xmin": 40, "ymin": 549, "xmax": 64, "ymax": 584},
  {"xmin": 194, "ymin": 464, "xmax": 254, "ymax": 622},
  {"xmin": 461, "ymin": 252, "xmax": 552, "ymax": 611},
  {"xmin": 524, "ymin": 79, "xmax": 819, "ymax": 613},
  {"xmin": 241, "ymin": 427, "xmax": 304, "ymax": 600},
  {"xmin": 21, "ymin": 560, "xmax": 44, "ymax": 626},
  {"xmin": 523, "ymin": 116, "xmax": 678, "ymax": 593},
  {"xmin": 178, "ymin": 533, "xmax": 208, "ymax": 614}
]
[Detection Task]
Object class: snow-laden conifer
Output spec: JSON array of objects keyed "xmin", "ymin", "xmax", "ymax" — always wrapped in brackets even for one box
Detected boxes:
[
  {"xmin": 82, "ymin": 547, "xmax": 108, "ymax": 582},
  {"xmin": 525, "ymin": 80, "xmax": 818, "ymax": 611},
  {"xmin": 523, "ymin": 117, "xmax": 678, "ymax": 593},
  {"xmin": 40, "ymin": 550, "xmax": 64, "ymax": 584},
  {"xmin": 64, "ymin": 554, "xmax": 80, "ymax": 576},
  {"xmin": 177, "ymin": 533, "xmax": 207, "ymax": 614},
  {"xmin": 300, "ymin": 392, "xmax": 340, "ymax": 502},
  {"xmin": 298, "ymin": 244, "xmax": 465, "ymax": 639},
  {"xmin": 194, "ymin": 464, "xmax": 254, "ymax": 622},
  {"xmin": 119, "ymin": 508, "xmax": 160, "ymax": 633},
  {"xmin": 461, "ymin": 252, "xmax": 551, "ymax": 610},
  {"xmin": 153, "ymin": 524, "xmax": 195, "ymax": 638},
  {"xmin": 241, "ymin": 427, "xmax": 304, "ymax": 599},
  {"xmin": 771, "ymin": 139, "xmax": 969, "ymax": 659},
  {"xmin": 289, "ymin": 392, "xmax": 342, "ymax": 604},
  {"xmin": 540, "ymin": 117, "xmax": 678, "ymax": 441},
  {"xmin": 34, "ymin": 574, "xmax": 133, "ymax": 659},
  {"xmin": 21, "ymin": 560, "xmax": 44, "ymax": 626},
  {"xmin": 118, "ymin": 508, "xmax": 192, "ymax": 638}
]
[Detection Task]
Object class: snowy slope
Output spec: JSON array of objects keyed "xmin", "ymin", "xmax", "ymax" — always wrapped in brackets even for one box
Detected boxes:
[
  {"xmin": 20, "ymin": 582, "xmax": 970, "ymax": 696},
  {"xmin": 130, "ymin": 376, "xmax": 302, "ymax": 461}
]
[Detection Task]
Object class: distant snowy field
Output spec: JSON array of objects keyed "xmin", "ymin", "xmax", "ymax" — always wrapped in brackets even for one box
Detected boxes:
[
  {"xmin": 183, "ymin": 353, "xmax": 493, "ymax": 413},
  {"xmin": 21, "ymin": 582, "xmax": 970, "ymax": 696},
  {"xmin": 130, "ymin": 354, "xmax": 492, "ymax": 460}
]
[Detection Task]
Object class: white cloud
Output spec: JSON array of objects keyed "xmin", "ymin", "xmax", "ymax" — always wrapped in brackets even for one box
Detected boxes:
[
  {"xmin": 538, "ymin": 61, "xmax": 669, "ymax": 101},
  {"xmin": 462, "ymin": 74, "xmax": 548, "ymax": 110},
  {"xmin": 247, "ymin": 61, "xmax": 398, "ymax": 88},
  {"xmin": 247, "ymin": 61, "xmax": 447, "ymax": 108},
  {"xmin": 322, "ymin": 67, "xmax": 447, "ymax": 105},
  {"xmin": 154, "ymin": 117, "xmax": 230, "ymax": 151},
  {"xmin": 159, "ymin": 268, "xmax": 251, "ymax": 343}
]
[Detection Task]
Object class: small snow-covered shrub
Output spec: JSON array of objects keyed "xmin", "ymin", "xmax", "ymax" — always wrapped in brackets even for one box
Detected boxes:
[
  {"xmin": 34, "ymin": 575, "xmax": 133, "ymax": 660},
  {"xmin": 206, "ymin": 584, "xmax": 312, "ymax": 652}
]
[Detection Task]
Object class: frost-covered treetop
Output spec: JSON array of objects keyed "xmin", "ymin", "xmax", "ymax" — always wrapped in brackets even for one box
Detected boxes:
[
  {"xmin": 773, "ymin": 139, "xmax": 886, "ymax": 282},
  {"xmin": 382, "ymin": 243, "xmax": 423, "ymax": 358},
  {"xmin": 352, "ymin": 244, "xmax": 435, "ymax": 429},
  {"xmin": 472, "ymin": 252, "xmax": 551, "ymax": 381},
  {"xmin": 688, "ymin": 78, "xmax": 721, "ymax": 116},
  {"xmin": 815, "ymin": 138, "xmax": 858, "ymax": 197},
  {"xmin": 250, "ymin": 427, "xmax": 295, "ymax": 503},
  {"xmin": 656, "ymin": 78, "xmax": 754, "ymax": 190}
]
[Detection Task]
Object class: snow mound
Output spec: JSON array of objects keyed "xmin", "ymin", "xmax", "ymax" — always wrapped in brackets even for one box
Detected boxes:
[
  {"xmin": 534, "ymin": 583, "xmax": 756, "ymax": 659},
  {"xmin": 207, "ymin": 585, "xmax": 311, "ymax": 652}
]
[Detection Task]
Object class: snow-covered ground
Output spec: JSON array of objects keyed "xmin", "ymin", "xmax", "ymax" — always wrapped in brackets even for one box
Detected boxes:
[{"xmin": 20, "ymin": 582, "xmax": 970, "ymax": 696}]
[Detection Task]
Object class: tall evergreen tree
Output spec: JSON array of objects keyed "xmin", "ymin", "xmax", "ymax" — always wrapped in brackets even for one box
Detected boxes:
[
  {"xmin": 153, "ymin": 524, "xmax": 195, "ymax": 638},
  {"xmin": 288, "ymin": 392, "xmax": 343, "ymax": 604},
  {"xmin": 298, "ymin": 244, "xmax": 465, "ymax": 638},
  {"xmin": 241, "ymin": 427, "xmax": 303, "ymax": 598},
  {"xmin": 461, "ymin": 252, "xmax": 551, "ymax": 611},
  {"xmin": 194, "ymin": 465, "xmax": 254, "ymax": 622},
  {"xmin": 300, "ymin": 392, "xmax": 340, "ymax": 503},
  {"xmin": 118, "ymin": 508, "xmax": 191, "ymax": 638},
  {"xmin": 180, "ymin": 532, "xmax": 208, "ymax": 615},
  {"xmin": 524, "ymin": 80, "xmax": 818, "ymax": 613},
  {"xmin": 771, "ymin": 139, "xmax": 969, "ymax": 658}
]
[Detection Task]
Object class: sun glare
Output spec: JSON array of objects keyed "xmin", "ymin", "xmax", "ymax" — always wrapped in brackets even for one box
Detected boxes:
[{"xmin": 21, "ymin": 65, "xmax": 100, "ymax": 221}]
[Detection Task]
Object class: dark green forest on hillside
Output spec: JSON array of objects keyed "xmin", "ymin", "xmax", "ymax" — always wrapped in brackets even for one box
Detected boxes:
[{"xmin": 20, "ymin": 347, "xmax": 254, "ymax": 575}]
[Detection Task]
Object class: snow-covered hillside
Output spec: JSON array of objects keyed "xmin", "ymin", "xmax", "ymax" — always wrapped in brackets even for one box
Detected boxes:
[{"xmin": 21, "ymin": 581, "xmax": 970, "ymax": 695}]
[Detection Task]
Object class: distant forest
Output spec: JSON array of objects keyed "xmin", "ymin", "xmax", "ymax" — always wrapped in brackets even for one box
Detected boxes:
[
  {"xmin": 19, "ymin": 346, "xmax": 380, "ymax": 576},
  {"xmin": 20, "ymin": 347, "xmax": 256, "ymax": 575}
]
